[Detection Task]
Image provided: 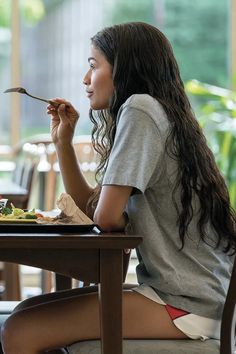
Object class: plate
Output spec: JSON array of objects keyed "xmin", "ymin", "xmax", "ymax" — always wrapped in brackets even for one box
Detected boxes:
[
  {"xmin": 0, "ymin": 223, "xmax": 99, "ymax": 233},
  {"xmin": 0, "ymin": 218, "xmax": 37, "ymax": 224}
]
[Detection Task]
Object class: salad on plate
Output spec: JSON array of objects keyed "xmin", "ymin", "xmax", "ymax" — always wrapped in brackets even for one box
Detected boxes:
[{"xmin": 0, "ymin": 204, "xmax": 44, "ymax": 221}]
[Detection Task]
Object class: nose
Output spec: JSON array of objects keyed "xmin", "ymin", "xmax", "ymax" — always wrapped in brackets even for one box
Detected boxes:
[{"xmin": 83, "ymin": 70, "xmax": 91, "ymax": 85}]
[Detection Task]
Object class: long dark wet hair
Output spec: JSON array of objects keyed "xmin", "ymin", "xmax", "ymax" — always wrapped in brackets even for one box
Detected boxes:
[{"xmin": 87, "ymin": 22, "xmax": 236, "ymax": 254}]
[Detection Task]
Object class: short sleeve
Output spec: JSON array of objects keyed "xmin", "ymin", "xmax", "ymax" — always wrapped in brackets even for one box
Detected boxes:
[{"xmin": 102, "ymin": 106, "xmax": 164, "ymax": 193}]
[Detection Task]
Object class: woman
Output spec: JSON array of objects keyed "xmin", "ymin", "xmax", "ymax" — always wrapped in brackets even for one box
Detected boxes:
[{"xmin": 2, "ymin": 22, "xmax": 235, "ymax": 354}]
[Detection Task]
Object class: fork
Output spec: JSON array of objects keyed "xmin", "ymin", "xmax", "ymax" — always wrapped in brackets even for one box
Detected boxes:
[{"xmin": 4, "ymin": 87, "xmax": 59, "ymax": 107}]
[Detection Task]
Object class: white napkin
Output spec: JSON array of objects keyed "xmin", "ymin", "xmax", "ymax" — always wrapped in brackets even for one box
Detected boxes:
[
  {"xmin": 37, "ymin": 193, "xmax": 93, "ymax": 225},
  {"xmin": 56, "ymin": 193, "xmax": 93, "ymax": 224}
]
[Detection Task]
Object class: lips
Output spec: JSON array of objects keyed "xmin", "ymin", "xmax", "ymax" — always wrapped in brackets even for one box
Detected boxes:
[{"xmin": 86, "ymin": 91, "xmax": 93, "ymax": 98}]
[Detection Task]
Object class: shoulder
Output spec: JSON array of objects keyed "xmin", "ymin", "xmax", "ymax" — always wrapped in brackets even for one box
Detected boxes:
[
  {"xmin": 122, "ymin": 93, "xmax": 162, "ymax": 113},
  {"xmin": 117, "ymin": 94, "xmax": 169, "ymax": 133}
]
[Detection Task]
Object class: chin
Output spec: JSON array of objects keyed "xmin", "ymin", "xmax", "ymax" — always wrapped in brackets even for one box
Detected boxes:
[{"xmin": 90, "ymin": 102, "xmax": 109, "ymax": 110}]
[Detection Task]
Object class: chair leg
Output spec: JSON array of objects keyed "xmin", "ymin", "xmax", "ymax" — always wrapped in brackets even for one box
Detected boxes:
[
  {"xmin": 41, "ymin": 270, "xmax": 53, "ymax": 293},
  {"xmin": 2, "ymin": 263, "xmax": 21, "ymax": 301}
]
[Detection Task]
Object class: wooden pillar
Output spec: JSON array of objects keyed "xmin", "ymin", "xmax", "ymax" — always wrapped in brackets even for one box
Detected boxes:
[{"xmin": 10, "ymin": 0, "xmax": 21, "ymax": 146}]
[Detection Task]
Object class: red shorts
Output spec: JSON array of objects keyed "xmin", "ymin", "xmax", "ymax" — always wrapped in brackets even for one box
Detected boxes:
[{"xmin": 165, "ymin": 304, "xmax": 189, "ymax": 320}]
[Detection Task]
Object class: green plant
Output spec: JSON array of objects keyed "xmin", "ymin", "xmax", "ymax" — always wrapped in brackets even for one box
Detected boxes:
[
  {"xmin": 0, "ymin": 0, "xmax": 45, "ymax": 28},
  {"xmin": 186, "ymin": 79, "xmax": 236, "ymax": 210}
]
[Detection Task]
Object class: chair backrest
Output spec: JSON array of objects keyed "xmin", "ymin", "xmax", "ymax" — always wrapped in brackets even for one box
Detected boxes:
[
  {"xmin": 11, "ymin": 160, "xmax": 25, "ymax": 185},
  {"xmin": 48, "ymin": 135, "xmax": 97, "ymax": 210},
  {"xmin": 220, "ymin": 254, "xmax": 236, "ymax": 354},
  {"xmin": 12, "ymin": 136, "xmax": 56, "ymax": 210},
  {"xmin": 10, "ymin": 145, "xmax": 37, "ymax": 209},
  {"xmin": 20, "ymin": 161, "xmax": 35, "ymax": 193},
  {"xmin": 73, "ymin": 135, "xmax": 98, "ymax": 187}
]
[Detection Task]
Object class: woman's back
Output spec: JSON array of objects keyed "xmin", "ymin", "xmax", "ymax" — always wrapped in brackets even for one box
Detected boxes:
[{"xmin": 103, "ymin": 93, "xmax": 234, "ymax": 320}]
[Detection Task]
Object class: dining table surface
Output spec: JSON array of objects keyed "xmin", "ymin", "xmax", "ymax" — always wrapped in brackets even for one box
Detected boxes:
[{"xmin": 0, "ymin": 227, "xmax": 142, "ymax": 354}]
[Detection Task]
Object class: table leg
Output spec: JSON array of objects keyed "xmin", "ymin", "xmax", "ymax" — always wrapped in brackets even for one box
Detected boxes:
[
  {"xmin": 99, "ymin": 249, "xmax": 123, "ymax": 354},
  {"xmin": 2, "ymin": 263, "xmax": 21, "ymax": 300}
]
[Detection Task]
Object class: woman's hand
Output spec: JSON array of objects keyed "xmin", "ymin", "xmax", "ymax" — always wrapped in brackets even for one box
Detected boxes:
[{"xmin": 47, "ymin": 98, "xmax": 79, "ymax": 145}]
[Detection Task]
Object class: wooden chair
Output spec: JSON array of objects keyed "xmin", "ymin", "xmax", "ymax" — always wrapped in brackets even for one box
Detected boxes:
[
  {"xmin": 0, "ymin": 143, "xmax": 38, "ymax": 301},
  {"xmin": 40, "ymin": 135, "xmax": 98, "ymax": 292},
  {"xmin": 0, "ymin": 143, "xmax": 38, "ymax": 210},
  {"xmin": 41, "ymin": 135, "xmax": 97, "ymax": 213},
  {"xmin": 67, "ymin": 255, "xmax": 236, "ymax": 354},
  {"xmin": 0, "ymin": 136, "xmax": 55, "ymax": 300},
  {"xmin": 73, "ymin": 135, "xmax": 98, "ymax": 186},
  {"xmin": 1, "ymin": 135, "xmax": 98, "ymax": 298}
]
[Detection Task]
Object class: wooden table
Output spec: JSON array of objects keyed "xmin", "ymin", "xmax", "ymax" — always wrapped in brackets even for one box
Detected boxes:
[{"xmin": 0, "ymin": 232, "xmax": 142, "ymax": 354}]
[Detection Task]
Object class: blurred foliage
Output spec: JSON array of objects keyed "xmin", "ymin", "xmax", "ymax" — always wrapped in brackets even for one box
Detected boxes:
[
  {"xmin": 186, "ymin": 80, "xmax": 236, "ymax": 209},
  {"xmin": 105, "ymin": 0, "xmax": 156, "ymax": 24},
  {"xmin": 20, "ymin": 0, "xmax": 45, "ymax": 25},
  {"xmin": 0, "ymin": 0, "xmax": 11, "ymax": 27},
  {"xmin": 42, "ymin": 0, "xmax": 64, "ymax": 12},
  {"xmin": 106, "ymin": 0, "xmax": 229, "ymax": 87},
  {"xmin": 164, "ymin": 0, "xmax": 228, "ymax": 87},
  {"xmin": 0, "ymin": 0, "xmax": 45, "ymax": 28}
]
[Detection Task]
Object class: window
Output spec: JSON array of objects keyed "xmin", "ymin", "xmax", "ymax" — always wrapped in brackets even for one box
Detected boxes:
[
  {"xmin": 0, "ymin": 0, "xmax": 234, "ymax": 148},
  {"xmin": 20, "ymin": 0, "xmax": 105, "ymax": 141}
]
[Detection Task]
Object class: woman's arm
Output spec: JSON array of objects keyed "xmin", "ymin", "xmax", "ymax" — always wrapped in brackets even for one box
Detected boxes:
[
  {"xmin": 47, "ymin": 99, "xmax": 94, "ymax": 212},
  {"xmin": 55, "ymin": 142, "xmax": 94, "ymax": 212},
  {"xmin": 94, "ymin": 185, "xmax": 133, "ymax": 232}
]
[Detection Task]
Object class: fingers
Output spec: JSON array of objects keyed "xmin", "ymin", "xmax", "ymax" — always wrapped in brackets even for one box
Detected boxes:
[
  {"xmin": 46, "ymin": 98, "xmax": 79, "ymax": 122},
  {"xmin": 47, "ymin": 98, "xmax": 67, "ymax": 113},
  {"xmin": 47, "ymin": 106, "xmax": 57, "ymax": 116},
  {"xmin": 57, "ymin": 103, "xmax": 69, "ymax": 124}
]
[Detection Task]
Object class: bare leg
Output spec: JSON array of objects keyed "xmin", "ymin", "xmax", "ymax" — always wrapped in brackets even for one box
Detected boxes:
[
  {"xmin": 46, "ymin": 350, "xmax": 68, "ymax": 354},
  {"xmin": 1, "ymin": 290, "xmax": 187, "ymax": 354},
  {"xmin": 12, "ymin": 284, "xmax": 135, "ymax": 314},
  {"xmin": 12, "ymin": 285, "xmax": 99, "ymax": 313}
]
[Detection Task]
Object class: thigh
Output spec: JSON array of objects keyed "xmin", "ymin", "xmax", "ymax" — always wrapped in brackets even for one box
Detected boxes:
[
  {"xmin": 13, "ymin": 285, "xmax": 98, "ymax": 313},
  {"xmin": 3, "ymin": 290, "xmax": 101, "ymax": 352},
  {"xmin": 123, "ymin": 291, "xmax": 188, "ymax": 339},
  {"xmin": 13, "ymin": 283, "xmax": 136, "ymax": 313},
  {"xmin": 4, "ymin": 290, "xmax": 186, "ymax": 352}
]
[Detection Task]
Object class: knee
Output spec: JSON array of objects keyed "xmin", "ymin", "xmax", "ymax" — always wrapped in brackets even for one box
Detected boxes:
[
  {"xmin": 12, "ymin": 296, "xmax": 37, "ymax": 313},
  {"xmin": 1, "ymin": 312, "xmax": 26, "ymax": 352}
]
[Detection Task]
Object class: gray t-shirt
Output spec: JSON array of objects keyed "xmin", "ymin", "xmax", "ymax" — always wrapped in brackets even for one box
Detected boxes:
[{"xmin": 102, "ymin": 93, "xmax": 233, "ymax": 320}]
